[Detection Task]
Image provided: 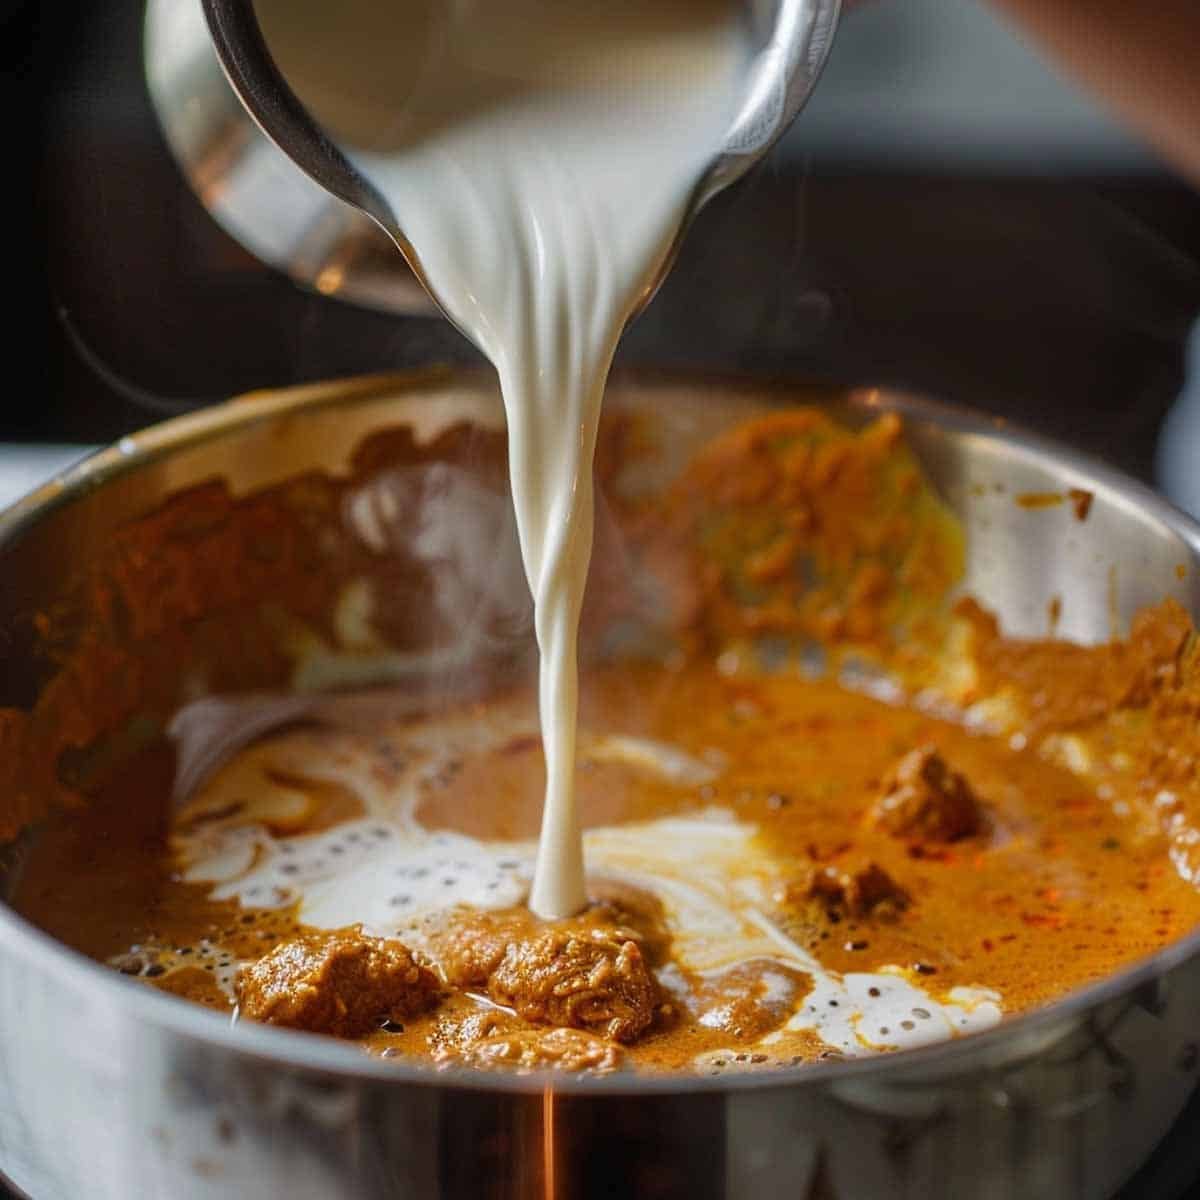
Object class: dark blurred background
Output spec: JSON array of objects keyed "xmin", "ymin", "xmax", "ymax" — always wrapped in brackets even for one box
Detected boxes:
[{"xmin": 11, "ymin": 0, "xmax": 1200, "ymax": 490}]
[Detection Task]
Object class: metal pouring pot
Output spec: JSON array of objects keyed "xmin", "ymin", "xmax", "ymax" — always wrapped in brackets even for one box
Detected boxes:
[
  {"xmin": 1, "ymin": 372, "xmax": 1200, "ymax": 1200},
  {"xmin": 143, "ymin": 1, "xmax": 841, "ymax": 319}
]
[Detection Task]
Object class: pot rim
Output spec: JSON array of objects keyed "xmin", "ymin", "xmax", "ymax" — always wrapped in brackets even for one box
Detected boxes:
[{"xmin": 3, "ymin": 367, "xmax": 1199, "ymax": 1098}]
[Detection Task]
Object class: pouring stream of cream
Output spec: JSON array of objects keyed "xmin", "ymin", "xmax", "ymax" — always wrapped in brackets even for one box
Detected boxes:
[{"xmin": 253, "ymin": 0, "xmax": 747, "ymax": 916}]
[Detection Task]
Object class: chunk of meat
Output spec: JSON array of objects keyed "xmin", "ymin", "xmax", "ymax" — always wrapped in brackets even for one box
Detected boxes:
[
  {"xmin": 692, "ymin": 960, "xmax": 810, "ymax": 1040},
  {"xmin": 433, "ymin": 909, "xmax": 525, "ymax": 987},
  {"xmin": 429, "ymin": 999, "xmax": 624, "ymax": 1074},
  {"xmin": 437, "ymin": 1026, "xmax": 623, "ymax": 1074},
  {"xmin": 792, "ymin": 860, "xmax": 909, "ymax": 918},
  {"xmin": 430, "ymin": 1004, "xmax": 525, "ymax": 1054},
  {"xmin": 434, "ymin": 886, "xmax": 670, "ymax": 982},
  {"xmin": 236, "ymin": 927, "xmax": 441, "ymax": 1037},
  {"xmin": 586, "ymin": 878, "xmax": 673, "ymax": 966},
  {"xmin": 489, "ymin": 929, "xmax": 661, "ymax": 1042},
  {"xmin": 432, "ymin": 906, "xmax": 665, "ymax": 1043},
  {"xmin": 869, "ymin": 745, "xmax": 982, "ymax": 842}
]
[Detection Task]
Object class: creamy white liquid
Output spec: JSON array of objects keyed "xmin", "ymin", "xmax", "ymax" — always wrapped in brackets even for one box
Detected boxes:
[{"xmin": 254, "ymin": 0, "xmax": 748, "ymax": 915}]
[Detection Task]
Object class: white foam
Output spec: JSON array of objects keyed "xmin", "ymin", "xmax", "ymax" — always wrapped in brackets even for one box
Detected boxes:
[{"xmin": 298, "ymin": 826, "xmax": 531, "ymax": 932}]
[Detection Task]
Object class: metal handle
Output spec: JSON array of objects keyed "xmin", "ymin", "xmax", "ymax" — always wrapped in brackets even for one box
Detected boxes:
[
  {"xmin": 701, "ymin": 0, "xmax": 842, "ymax": 206},
  {"xmin": 199, "ymin": 0, "xmax": 403, "ymax": 248}
]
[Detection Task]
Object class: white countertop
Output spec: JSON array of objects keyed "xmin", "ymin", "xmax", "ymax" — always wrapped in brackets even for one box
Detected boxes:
[{"xmin": 0, "ymin": 445, "xmax": 98, "ymax": 511}]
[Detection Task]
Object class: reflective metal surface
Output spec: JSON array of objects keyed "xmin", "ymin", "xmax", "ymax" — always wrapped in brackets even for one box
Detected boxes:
[
  {"xmin": 143, "ymin": 2, "xmax": 433, "ymax": 315},
  {"xmin": 2, "ymin": 373, "xmax": 1200, "ymax": 1199},
  {"xmin": 144, "ymin": 0, "xmax": 841, "ymax": 320}
]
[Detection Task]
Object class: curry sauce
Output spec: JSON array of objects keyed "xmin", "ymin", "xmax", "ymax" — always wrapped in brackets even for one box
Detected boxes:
[
  {"xmin": 6, "ymin": 406, "xmax": 1200, "ymax": 1076},
  {"xmin": 12, "ymin": 652, "xmax": 1200, "ymax": 1075}
]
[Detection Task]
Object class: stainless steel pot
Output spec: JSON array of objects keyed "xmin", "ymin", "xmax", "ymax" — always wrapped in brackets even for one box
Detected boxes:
[{"xmin": 2, "ymin": 372, "xmax": 1200, "ymax": 1200}]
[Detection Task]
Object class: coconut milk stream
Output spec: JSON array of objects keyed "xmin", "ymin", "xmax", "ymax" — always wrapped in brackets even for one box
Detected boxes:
[{"xmin": 254, "ymin": 0, "xmax": 747, "ymax": 917}]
